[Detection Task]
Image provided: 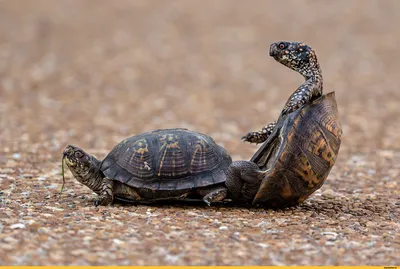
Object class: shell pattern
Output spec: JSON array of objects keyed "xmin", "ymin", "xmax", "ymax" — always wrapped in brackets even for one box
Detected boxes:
[
  {"xmin": 100, "ymin": 128, "xmax": 232, "ymax": 191},
  {"xmin": 251, "ymin": 92, "xmax": 342, "ymax": 207}
]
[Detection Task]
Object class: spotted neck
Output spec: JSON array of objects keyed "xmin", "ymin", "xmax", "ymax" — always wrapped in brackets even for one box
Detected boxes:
[
  {"xmin": 299, "ymin": 54, "xmax": 323, "ymax": 97},
  {"xmin": 70, "ymin": 156, "xmax": 104, "ymax": 194}
]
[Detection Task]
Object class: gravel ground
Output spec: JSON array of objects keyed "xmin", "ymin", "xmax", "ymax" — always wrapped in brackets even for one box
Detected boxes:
[{"xmin": 1, "ymin": 0, "xmax": 399, "ymax": 265}]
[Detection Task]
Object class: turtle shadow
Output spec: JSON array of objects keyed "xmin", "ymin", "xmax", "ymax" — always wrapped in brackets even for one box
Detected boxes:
[{"xmin": 112, "ymin": 197, "xmax": 300, "ymax": 211}]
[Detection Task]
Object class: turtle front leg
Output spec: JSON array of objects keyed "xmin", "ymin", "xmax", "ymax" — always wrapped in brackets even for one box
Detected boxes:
[
  {"xmin": 281, "ymin": 82, "xmax": 322, "ymax": 116},
  {"xmin": 242, "ymin": 121, "xmax": 276, "ymax": 144},
  {"xmin": 225, "ymin": 160, "xmax": 268, "ymax": 204},
  {"xmin": 94, "ymin": 177, "xmax": 114, "ymax": 206},
  {"xmin": 197, "ymin": 186, "xmax": 228, "ymax": 206}
]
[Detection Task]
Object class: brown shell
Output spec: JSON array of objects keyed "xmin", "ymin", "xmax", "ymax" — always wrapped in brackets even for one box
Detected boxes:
[
  {"xmin": 250, "ymin": 92, "xmax": 342, "ymax": 207},
  {"xmin": 100, "ymin": 128, "xmax": 232, "ymax": 191}
]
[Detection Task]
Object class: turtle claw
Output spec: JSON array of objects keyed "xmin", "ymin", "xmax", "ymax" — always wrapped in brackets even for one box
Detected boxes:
[
  {"xmin": 241, "ymin": 132, "xmax": 265, "ymax": 144},
  {"xmin": 203, "ymin": 188, "xmax": 227, "ymax": 206},
  {"xmin": 241, "ymin": 135, "xmax": 251, "ymax": 143},
  {"xmin": 93, "ymin": 194, "xmax": 113, "ymax": 206}
]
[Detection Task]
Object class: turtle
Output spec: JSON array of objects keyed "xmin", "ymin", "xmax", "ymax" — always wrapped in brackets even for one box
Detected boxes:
[
  {"xmin": 242, "ymin": 41, "xmax": 324, "ymax": 144},
  {"xmin": 225, "ymin": 41, "xmax": 342, "ymax": 208},
  {"xmin": 62, "ymin": 128, "xmax": 232, "ymax": 206},
  {"xmin": 226, "ymin": 92, "xmax": 342, "ymax": 207}
]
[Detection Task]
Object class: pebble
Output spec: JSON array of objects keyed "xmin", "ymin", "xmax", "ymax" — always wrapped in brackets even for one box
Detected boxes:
[
  {"xmin": 321, "ymin": 232, "xmax": 338, "ymax": 241},
  {"xmin": 258, "ymin": 243, "xmax": 269, "ymax": 249},
  {"xmin": 112, "ymin": 239, "xmax": 125, "ymax": 246},
  {"xmin": 10, "ymin": 223, "xmax": 26, "ymax": 229},
  {"xmin": 38, "ymin": 227, "xmax": 49, "ymax": 234}
]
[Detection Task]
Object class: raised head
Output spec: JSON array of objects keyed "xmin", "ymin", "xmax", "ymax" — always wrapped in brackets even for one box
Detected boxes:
[
  {"xmin": 62, "ymin": 145, "xmax": 103, "ymax": 192},
  {"xmin": 269, "ymin": 41, "xmax": 321, "ymax": 79}
]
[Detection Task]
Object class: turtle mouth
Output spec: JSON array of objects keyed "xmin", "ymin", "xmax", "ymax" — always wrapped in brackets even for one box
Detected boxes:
[
  {"xmin": 269, "ymin": 44, "xmax": 278, "ymax": 57},
  {"xmin": 64, "ymin": 157, "xmax": 76, "ymax": 167},
  {"xmin": 62, "ymin": 145, "xmax": 77, "ymax": 167},
  {"xmin": 62, "ymin": 145, "xmax": 75, "ymax": 157}
]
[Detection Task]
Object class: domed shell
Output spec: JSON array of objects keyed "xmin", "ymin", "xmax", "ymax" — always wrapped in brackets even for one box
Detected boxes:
[
  {"xmin": 100, "ymin": 128, "xmax": 232, "ymax": 191},
  {"xmin": 250, "ymin": 92, "xmax": 342, "ymax": 207}
]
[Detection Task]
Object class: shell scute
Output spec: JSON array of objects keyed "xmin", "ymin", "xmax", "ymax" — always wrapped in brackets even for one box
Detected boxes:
[
  {"xmin": 189, "ymin": 138, "xmax": 219, "ymax": 173},
  {"xmin": 156, "ymin": 134, "xmax": 188, "ymax": 178},
  {"xmin": 116, "ymin": 138, "xmax": 155, "ymax": 180}
]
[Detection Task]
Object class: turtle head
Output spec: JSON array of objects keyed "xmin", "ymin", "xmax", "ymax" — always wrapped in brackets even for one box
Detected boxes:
[
  {"xmin": 269, "ymin": 41, "xmax": 320, "ymax": 79},
  {"xmin": 63, "ymin": 145, "xmax": 93, "ymax": 173},
  {"xmin": 62, "ymin": 145, "xmax": 101, "ymax": 187}
]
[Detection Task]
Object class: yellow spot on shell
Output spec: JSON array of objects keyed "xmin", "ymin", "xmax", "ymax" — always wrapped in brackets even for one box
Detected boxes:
[
  {"xmin": 295, "ymin": 155, "xmax": 320, "ymax": 189},
  {"xmin": 136, "ymin": 147, "xmax": 148, "ymax": 154},
  {"xmin": 167, "ymin": 141, "xmax": 180, "ymax": 149},
  {"xmin": 134, "ymin": 139, "xmax": 149, "ymax": 154}
]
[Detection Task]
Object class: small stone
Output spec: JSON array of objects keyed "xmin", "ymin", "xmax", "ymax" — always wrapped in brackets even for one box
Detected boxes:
[
  {"xmin": 321, "ymin": 232, "xmax": 338, "ymax": 241},
  {"xmin": 3, "ymin": 237, "xmax": 18, "ymax": 244},
  {"xmin": 113, "ymin": 238, "xmax": 125, "ymax": 245},
  {"xmin": 365, "ymin": 221, "xmax": 376, "ymax": 227},
  {"xmin": 321, "ymin": 188, "xmax": 337, "ymax": 199},
  {"xmin": 10, "ymin": 223, "xmax": 26, "ymax": 229},
  {"xmin": 219, "ymin": 226, "xmax": 228, "ymax": 230},
  {"xmin": 71, "ymin": 249, "xmax": 87, "ymax": 256},
  {"xmin": 258, "ymin": 243, "xmax": 269, "ymax": 248},
  {"xmin": 38, "ymin": 227, "xmax": 49, "ymax": 234},
  {"xmin": 187, "ymin": 211, "xmax": 198, "ymax": 216},
  {"xmin": 83, "ymin": 236, "xmax": 93, "ymax": 242}
]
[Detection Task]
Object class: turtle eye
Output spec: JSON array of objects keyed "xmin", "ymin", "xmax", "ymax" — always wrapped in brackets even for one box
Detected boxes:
[
  {"xmin": 75, "ymin": 151, "xmax": 84, "ymax": 158},
  {"xmin": 278, "ymin": 42, "xmax": 286, "ymax": 50}
]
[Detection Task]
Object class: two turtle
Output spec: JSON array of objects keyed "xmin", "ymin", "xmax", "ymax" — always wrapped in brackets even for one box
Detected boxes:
[{"xmin": 62, "ymin": 41, "xmax": 342, "ymax": 208}]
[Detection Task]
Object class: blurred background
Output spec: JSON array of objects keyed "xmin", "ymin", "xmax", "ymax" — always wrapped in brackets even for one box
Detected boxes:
[
  {"xmin": 1, "ymin": 0, "xmax": 399, "ymax": 158},
  {"xmin": 0, "ymin": 0, "xmax": 399, "ymax": 265}
]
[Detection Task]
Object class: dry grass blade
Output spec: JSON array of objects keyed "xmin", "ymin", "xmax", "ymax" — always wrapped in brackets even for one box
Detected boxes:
[{"xmin": 60, "ymin": 156, "xmax": 65, "ymax": 194}]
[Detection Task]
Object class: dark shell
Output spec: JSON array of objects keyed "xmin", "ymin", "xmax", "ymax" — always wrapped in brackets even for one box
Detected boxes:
[
  {"xmin": 100, "ymin": 128, "xmax": 232, "ymax": 191},
  {"xmin": 251, "ymin": 92, "xmax": 342, "ymax": 207}
]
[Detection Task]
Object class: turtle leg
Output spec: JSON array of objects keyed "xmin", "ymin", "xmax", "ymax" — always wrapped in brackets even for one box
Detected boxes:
[
  {"xmin": 242, "ymin": 121, "xmax": 276, "ymax": 144},
  {"xmin": 281, "ymin": 82, "xmax": 322, "ymax": 115},
  {"xmin": 225, "ymin": 160, "xmax": 268, "ymax": 204},
  {"xmin": 94, "ymin": 177, "xmax": 114, "ymax": 206},
  {"xmin": 113, "ymin": 183, "xmax": 142, "ymax": 203},
  {"xmin": 197, "ymin": 186, "xmax": 228, "ymax": 206}
]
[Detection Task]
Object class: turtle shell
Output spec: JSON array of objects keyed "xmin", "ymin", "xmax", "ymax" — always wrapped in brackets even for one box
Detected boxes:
[
  {"xmin": 250, "ymin": 92, "xmax": 342, "ymax": 207},
  {"xmin": 100, "ymin": 128, "xmax": 232, "ymax": 191}
]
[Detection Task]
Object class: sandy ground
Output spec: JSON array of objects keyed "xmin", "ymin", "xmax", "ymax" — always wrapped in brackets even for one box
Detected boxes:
[{"xmin": 0, "ymin": 0, "xmax": 399, "ymax": 265}]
